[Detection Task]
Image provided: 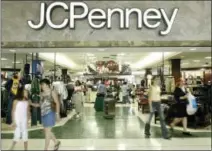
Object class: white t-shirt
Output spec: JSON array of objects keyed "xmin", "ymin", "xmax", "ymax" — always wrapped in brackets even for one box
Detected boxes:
[
  {"xmin": 148, "ymin": 85, "xmax": 161, "ymax": 102},
  {"xmin": 122, "ymin": 85, "xmax": 129, "ymax": 96}
]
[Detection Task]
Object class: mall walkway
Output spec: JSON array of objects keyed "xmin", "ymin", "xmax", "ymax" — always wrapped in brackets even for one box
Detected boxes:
[{"xmin": 1, "ymin": 104, "xmax": 211, "ymax": 150}]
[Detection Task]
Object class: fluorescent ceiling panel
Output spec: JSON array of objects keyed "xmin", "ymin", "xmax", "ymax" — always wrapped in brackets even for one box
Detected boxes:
[
  {"xmin": 39, "ymin": 53, "xmax": 77, "ymax": 69},
  {"xmin": 131, "ymin": 52, "xmax": 180, "ymax": 69}
]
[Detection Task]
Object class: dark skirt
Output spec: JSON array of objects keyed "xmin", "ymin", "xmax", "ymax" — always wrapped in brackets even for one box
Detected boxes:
[{"xmin": 169, "ymin": 103, "xmax": 187, "ymax": 118}]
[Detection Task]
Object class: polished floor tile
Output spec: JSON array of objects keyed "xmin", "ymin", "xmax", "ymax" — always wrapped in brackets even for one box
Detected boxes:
[
  {"xmin": 2, "ymin": 105, "xmax": 211, "ymax": 139},
  {"xmin": 1, "ymin": 138, "xmax": 211, "ymax": 150}
]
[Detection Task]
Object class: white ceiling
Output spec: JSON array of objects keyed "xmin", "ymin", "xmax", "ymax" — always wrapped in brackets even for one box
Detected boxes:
[{"xmin": 1, "ymin": 47, "xmax": 211, "ymax": 72}]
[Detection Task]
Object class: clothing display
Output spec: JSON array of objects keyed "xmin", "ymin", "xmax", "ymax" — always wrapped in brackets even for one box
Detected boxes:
[
  {"xmin": 53, "ymin": 81, "xmax": 68, "ymax": 117},
  {"xmin": 164, "ymin": 76, "xmax": 175, "ymax": 93},
  {"xmin": 5, "ymin": 77, "xmax": 22, "ymax": 125},
  {"xmin": 146, "ymin": 74, "xmax": 152, "ymax": 88},
  {"xmin": 31, "ymin": 77, "xmax": 41, "ymax": 126}
]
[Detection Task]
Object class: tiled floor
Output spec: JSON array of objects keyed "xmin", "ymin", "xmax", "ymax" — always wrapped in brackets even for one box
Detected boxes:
[
  {"xmin": 1, "ymin": 138, "xmax": 211, "ymax": 150},
  {"xmin": 1, "ymin": 104, "xmax": 211, "ymax": 150}
]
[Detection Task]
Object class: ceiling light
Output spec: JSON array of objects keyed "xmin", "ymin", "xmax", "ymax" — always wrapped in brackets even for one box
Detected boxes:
[
  {"xmin": 181, "ymin": 56, "xmax": 185, "ymax": 58},
  {"xmin": 125, "ymin": 62, "xmax": 131, "ymax": 64},
  {"xmin": 9, "ymin": 49, "xmax": 16, "ymax": 52},
  {"xmin": 205, "ymin": 56, "xmax": 211, "ymax": 59},
  {"xmin": 98, "ymin": 49, "xmax": 105, "ymax": 52},
  {"xmin": 181, "ymin": 62, "xmax": 189, "ymax": 65},
  {"xmin": 190, "ymin": 48, "xmax": 196, "ymax": 51},
  {"xmin": 1, "ymin": 58, "xmax": 7, "ymax": 61},
  {"xmin": 118, "ymin": 53, "xmax": 125, "ymax": 56},
  {"xmin": 131, "ymin": 52, "xmax": 178, "ymax": 69},
  {"xmin": 86, "ymin": 53, "xmax": 94, "ymax": 57},
  {"xmin": 202, "ymin": 64, "xmax": 208, "ymax": 67},
  {"xmin": 5, "ymin": 66, "xmax": 12, "ymax": 68},
  {"xmin": 12, "ymin": 61, "xmax": 21, "ymax": 64},
  {"xmin": 193, "ymin": 60, "xmax": 200, "ymax": 62}
]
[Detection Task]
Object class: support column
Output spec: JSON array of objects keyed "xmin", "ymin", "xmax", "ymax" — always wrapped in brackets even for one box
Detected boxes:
[{"xmin": 171, "ymin": 59, "xmax": 181, "ymax": 84}]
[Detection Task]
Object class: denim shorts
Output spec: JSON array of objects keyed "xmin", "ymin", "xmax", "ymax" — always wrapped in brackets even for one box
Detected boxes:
[{"xmin": 41, "ymin": 111, "xmax": 56, "ymax": 128}]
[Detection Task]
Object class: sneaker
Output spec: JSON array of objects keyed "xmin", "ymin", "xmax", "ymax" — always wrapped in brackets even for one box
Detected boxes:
[{"xmin": 164, "ymin": 134, "xmax": 172, "ymax": 140}]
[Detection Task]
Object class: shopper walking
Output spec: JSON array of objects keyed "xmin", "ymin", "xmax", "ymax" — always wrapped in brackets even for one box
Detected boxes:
[
  {"xmin": 131, "ymin": 85, "xmax": 136, "ymax": 103},
  {"xmin": 169, "ymin": 79, "xmax": 191, "ymax": 135},
  {"xmin": 9, "ymin": 88, "xmax": 39, "ymax": 150},
  {"xmin": 39, "ymin": 79, "xmax": 61, "ymax": 151},
  {"xmin": 144, "ymin": 77, "xmax": 171, "ymax": 139},
  {"xmin": 94, "ymin": 80, "xmax": 107, "ymax": 111},
  {"xmin": 73, "ymin": 80, "xmax": 84, "ymax": 118},
  {"xmin": 121, "ymin": 82, "xmax": 130, "ymax": 104}
]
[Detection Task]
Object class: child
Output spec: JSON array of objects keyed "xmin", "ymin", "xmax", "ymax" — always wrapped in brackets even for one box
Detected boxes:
[{"xmin": 9, "ymin": 87, "xmax": 39, "ymax": 150}]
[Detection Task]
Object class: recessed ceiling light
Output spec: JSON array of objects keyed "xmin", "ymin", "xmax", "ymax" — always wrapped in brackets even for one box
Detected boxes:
[
  {"xmin": 5, "ymin": 66, "xmax": 12, "ymax": 68},
  {"xmin": 193, "ymin": 60, "xmax": 200, "ymax": 62},
  {"xmin": 182, "ymin": 62, "xmax": 189, "ymax": 65},
  {"xmin": 1, "ymin": 58, "xmax": 7, "ymax": 61},
  {"xmin": 98, "ymin": 49, "xmax": 105, "ymax": 52},
  {"xmin": 86, "ymin": 53, "xmax": 94, "ymax": 57},
  {"xmin": 9, "ymin": 49, "xmax": 16, "ymax": 52},
  {"xmin": 205, "ymin": 56, "xmax": 211, "ymax": 59},
  {"xmin": 12, "ymin": 61, "xmax": 21, "ymax": 64},
  {"xmin": 190, "ymin": 48, "xmax": 196, "ymax": 51},
  {"xmin": 118, "ymin": 53, "xmax": 125, "ymax": 56},
  {"xmin": 202, "ymin": 64, "xmax": 208, "ymax": 67}
]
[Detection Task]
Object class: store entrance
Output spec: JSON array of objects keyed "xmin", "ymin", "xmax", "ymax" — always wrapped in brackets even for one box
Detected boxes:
[{"xmin": 1, "ymin": 47, "xmax": 211, "ymax": 139}]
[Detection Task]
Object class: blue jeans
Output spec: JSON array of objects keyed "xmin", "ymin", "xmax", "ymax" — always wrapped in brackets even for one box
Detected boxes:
[
  {"xmin": 6, "ymin": 94, "xmax": 15, "ymax": 124},
  {"xmin": 146, "ymin": 101, "xmax": 168, "ymax": 138}
]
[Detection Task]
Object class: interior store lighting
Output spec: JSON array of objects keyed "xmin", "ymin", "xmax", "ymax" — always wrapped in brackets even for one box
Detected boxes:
[
  {"xmin": 9, "ymin": 49, "xmax": 16, "ymax": 52},
  {"xmin": 190, "ymin": 48, "xmax": 196, "ymax": 51},
  {"xmin": 118, "ymin": 53, "xmax": 126, "ymax": 56},
  {"xmin": 1, "ymin": 58, "xmax": 7, "ymax": 61},
  {"xmin": 202, "ymin": 64, "xmax": 208, "ymax": 67},
  {"xmin": 39, "ymin": 53, "xmax": 76, "ymax": 69},
  {"xmin": 86, "ymin": 53, "xmax": 95, "ymax": 57},
  {"xmin": 98, "ymin": 48, "xmax": 105, "ymax": 52},
  {"xmin": 205, "ymin": 56, "xmax": 211, "ymax": 59},
  {"xmin": 5, "ymin": 66, "xmax": 12, "ymax": 68},
  {"xmin": 12, "ymin": 61, "xmax": 21, "ymax": 64},
  {"xmin": 132, "ymin": 52, "xmax": 178, "ymax": 69},
  {"xmin": 193, "ymin": 60, "xmax": 200, "ymax": 62},
  {"xmin": 181, "ymin": 62, "xmax": 189, "ymax": 65}
]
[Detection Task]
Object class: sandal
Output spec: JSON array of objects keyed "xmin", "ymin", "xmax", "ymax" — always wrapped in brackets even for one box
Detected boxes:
[{"xmin": 54, "ymin": 141, "xmax": 61, "ymax": 151}]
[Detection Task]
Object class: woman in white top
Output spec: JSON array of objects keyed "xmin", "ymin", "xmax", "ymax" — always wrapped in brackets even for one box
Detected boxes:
[
  {"xmin": 73, "ymin": 80, "xmax": 84, "ymax": 118},
  {"xmin": 144, "ymin": 77, "xmax": 171, "ymax": 139}
]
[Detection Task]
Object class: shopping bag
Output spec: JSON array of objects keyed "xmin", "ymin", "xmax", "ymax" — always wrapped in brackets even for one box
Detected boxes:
[{"xmin": 186, "ymin": 93, "xmax": 198, "ymax": 115}]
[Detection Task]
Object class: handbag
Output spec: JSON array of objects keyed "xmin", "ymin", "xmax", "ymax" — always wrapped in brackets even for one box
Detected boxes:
[{"xmin": 186, "ymin": 93, "xmax": 197, "ymax": 115}]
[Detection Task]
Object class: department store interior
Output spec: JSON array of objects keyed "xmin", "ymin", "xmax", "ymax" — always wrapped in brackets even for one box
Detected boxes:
[{"xmin": 1, "ymin": 47, "xmax": 212, "ymax": 149}]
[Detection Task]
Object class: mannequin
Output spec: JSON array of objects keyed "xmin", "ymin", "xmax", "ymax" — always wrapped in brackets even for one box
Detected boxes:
[
  {"xmin": 147, "ymin": 74, "xmax": 153, "ymax": 88},
  {"xmin": 31, "ymin": 75, "xmax": 42, "ymax": 126}
]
